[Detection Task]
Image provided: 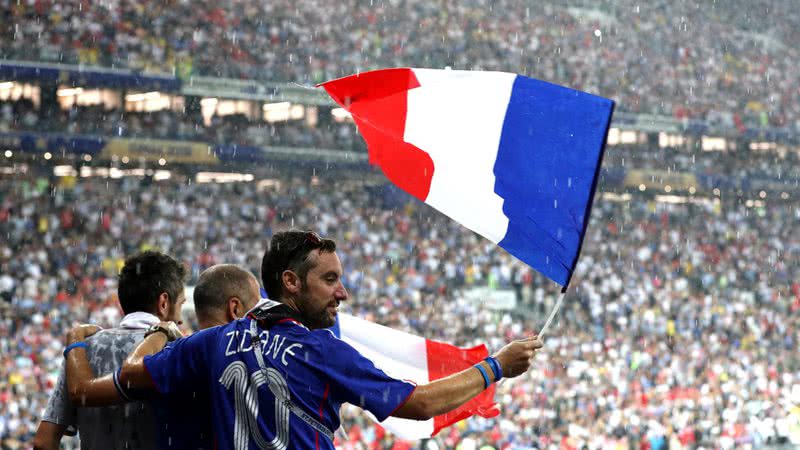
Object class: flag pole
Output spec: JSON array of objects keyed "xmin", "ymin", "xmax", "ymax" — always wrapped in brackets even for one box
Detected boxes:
[{"xmin": 538, "ymin": 290, "xmax": 567, "ymax": 339}]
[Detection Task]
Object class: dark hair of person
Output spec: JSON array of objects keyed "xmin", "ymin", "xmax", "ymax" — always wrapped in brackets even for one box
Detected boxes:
[
  {"xmin": 261, "ymin": 230, "xmax": 336, "ymax": 300},
  {"xmin": 118, "ymin": 250, "xmax": 186, "ymax": 315}
]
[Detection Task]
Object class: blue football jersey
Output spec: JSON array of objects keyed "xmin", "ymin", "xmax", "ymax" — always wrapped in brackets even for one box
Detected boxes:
[
  {"xmin": 143, "ymin": 317, "xmax": 416, "ymax": 449},
  {"xmin": 152, "ymin": 381, "xmax": 213, "ymax": 449}
]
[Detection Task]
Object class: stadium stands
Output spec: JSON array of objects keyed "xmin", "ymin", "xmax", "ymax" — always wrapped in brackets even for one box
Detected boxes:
[
  {"xmin": 1, "ymin": 0, "xmax": 799, "ymax": 448},
  {"xmin": 0, "ymin": 170, "xmax": 798, "ymax": 448},
  {"xmin": 2, "ymin": 0, "xmax": 799, "ymax": 128}
]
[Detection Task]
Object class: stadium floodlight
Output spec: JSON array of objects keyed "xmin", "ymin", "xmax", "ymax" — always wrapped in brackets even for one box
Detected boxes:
[
  {"xmin": 331, "ymin": 107, "xmax": 352, "ymax": 120},
  {"xmin": 125, "ymin": 91, "xmax": 162, "ymax": 101},
  {"xmin": 262, "ymin": 101, "xmax": 291, "ymax": 111},
  {"xmin": 53, "ymin": 165, "xmax": 77, "ymax": 176},
  {"xmin": 57, "ymin": 87, "xmax": 83, "ymax": 96}
]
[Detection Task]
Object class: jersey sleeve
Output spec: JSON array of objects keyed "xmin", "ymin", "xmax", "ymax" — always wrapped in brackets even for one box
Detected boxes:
[
  {"xmin": 41, "ymin": 361, "xmax": 78, "ymax": 436},
  {"xmin": 143, "ymin": 327, "xmax": 218, "ymax": 396},
  {"xmin": 314, "ymin": 331, "xmax": 416, "ymax": 422}
]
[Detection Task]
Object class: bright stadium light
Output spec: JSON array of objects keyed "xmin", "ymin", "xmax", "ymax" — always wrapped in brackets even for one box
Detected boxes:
[
  {"xmin": 83, "ymin": 154, "xmax": 92, "ymax": 162},
  {"xmin": 0, "ymin": 82, "xmax": 13, "ymax": 90},
  {"xmin": 196, "ymin": 172, "xmax": 255, "ymax": 183},
  {"xmin": 331, "ymin": 108, "xmax": 352, "ymax": 121},
  {"xmin": 125, "ymin": 91, "xmax": 162, "ymax": 101},
  {"xmin": 44, "ymin": 152, "xmax": 52, "ymax": 160},
  {"xmin": 263, "ymin": 102, "xmax": 294, "ymax": 123},
  {"xmin": 3, "ymin": 150, "xmax": 11, "ymax": 158},
  {"xmin": 158, "ymin": 158, "xmax": 167, "ymax": 166},
  {"xmin": 53, "ymin": 165, "xmax": 77, "ymax": 176},
  {"xmin": 121, "ymin": 156, "xmax": 130, "ymax": 164},
  {"xmin": 57, "ymin": 87, "xmax": 83, "ymax": 96},
  {"xmin": 263, "ymin": 101, "xmax": 291, "ymax": 111},
  {"xmin": 607, "ymin": 128, "xmax": 620, "ymax": 145}
]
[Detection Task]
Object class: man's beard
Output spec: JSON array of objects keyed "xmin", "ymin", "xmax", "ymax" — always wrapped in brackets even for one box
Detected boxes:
[{"xmin": 296, "ymin": 290, "xmax": 335, "ymax": 330}]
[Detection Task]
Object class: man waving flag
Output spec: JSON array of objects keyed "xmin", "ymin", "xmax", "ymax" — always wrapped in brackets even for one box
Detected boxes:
[{"xmin": 319, "ymin": 68, "xmax": 614, "ymax": 288}]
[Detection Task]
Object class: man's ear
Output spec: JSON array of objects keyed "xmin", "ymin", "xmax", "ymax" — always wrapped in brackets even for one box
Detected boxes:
[
  {"xmin": 227, "ymin": 297, "xmax": 243, "ymax": 320},
  {"xmin": 281, "ymin": 270, "xmax": 301, "ymax": 295},
  {"xmin": 156, "ymin": 292, "xmax": 170, "ymax": 319}
]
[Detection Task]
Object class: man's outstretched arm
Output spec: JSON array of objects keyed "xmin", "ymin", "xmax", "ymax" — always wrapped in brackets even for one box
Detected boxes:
[
  {"xmin": 393, "ymin": 336, "xmax": 543, "ymax": 420},
  {"xmin": 65, "ymin": 323, "xmax": 178, "ymax": 406}
]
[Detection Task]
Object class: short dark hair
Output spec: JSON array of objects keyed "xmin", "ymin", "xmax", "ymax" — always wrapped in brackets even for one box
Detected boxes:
[
  {"xmin": 118, "ymin": 251, "xmax": 186, "ymax": 315},
  {"xmin": 194, "ymin": 264, "xmax": 259, "ymax": 320},
  {"xmin": 261, "ymin": 230, "xmax": 336, "ymax": 300}
]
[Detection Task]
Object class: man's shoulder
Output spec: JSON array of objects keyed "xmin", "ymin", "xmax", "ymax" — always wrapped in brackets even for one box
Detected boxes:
[
  {"xmin": 85, "ymin": 327, "xmax": 145, "ymax": 350},
  {"xmin": 84, "ymin": 328, "xmax": 145, "ymax": 369}
]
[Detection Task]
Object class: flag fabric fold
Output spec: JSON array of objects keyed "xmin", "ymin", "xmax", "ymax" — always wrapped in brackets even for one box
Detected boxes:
[
  {"xmin": 319, "ymin": 68, "xmax": 614, "ymax": 287},
  {"xmin": 330, "ymin": 313, "xmax": 497, "ymax": 439}
]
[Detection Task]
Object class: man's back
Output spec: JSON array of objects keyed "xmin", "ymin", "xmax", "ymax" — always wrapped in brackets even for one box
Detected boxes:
[
  {"xmin": 143, "ymin": 316, "xmax": 415, "ymax": 450},
  {"xmin": 43, "ymin": 328, "xmax": 156, "ymax": 450}
]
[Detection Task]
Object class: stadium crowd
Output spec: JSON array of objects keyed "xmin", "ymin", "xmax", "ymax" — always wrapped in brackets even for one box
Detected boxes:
[
  {"xmin": 0, "ymin": 98, "xmax": 365, "ymax": 152},
  {"xmin": 4, "ymin": 95, "xmax": 800, "ymax": 194},
  {"xmin": 0, "ymin": 167, "xmax": 798, "ymax": 449},
  {"xmin": 2, "ymin": 0, "xmax": 799, "ymax": 129}
]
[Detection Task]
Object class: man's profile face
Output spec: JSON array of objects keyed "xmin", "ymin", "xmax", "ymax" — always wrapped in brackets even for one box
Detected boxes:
[
  {"xmin": 296, "ymin": 250, "xmax": 348, "ymax": 329},
  {"xmin": 167, "ymin": 292, "xmax": 186, "ymax": 325}
]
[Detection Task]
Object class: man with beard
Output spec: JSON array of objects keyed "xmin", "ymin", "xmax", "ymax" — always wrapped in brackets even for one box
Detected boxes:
[{"xmin": 66, "ymin": 230, "xmax": 543, "ymax": 449}]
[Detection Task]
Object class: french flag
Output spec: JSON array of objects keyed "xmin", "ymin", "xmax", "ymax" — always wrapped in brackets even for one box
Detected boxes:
[
  {"xmin": 320, "ymin": 68, "xmax": 614, "ymax": 287},
  {"xmin": 330, "ymin": 313, "xmax": 497, "ymax": 439}
]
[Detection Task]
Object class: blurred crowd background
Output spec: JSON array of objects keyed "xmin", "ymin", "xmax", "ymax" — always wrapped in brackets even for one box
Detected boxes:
[
  {"xmin": 1, "ymin": 169, "xmax": 798, "ymax": 449},
  {"xmin": 0, "ymin": 0, "xmax": 799, "ymax": 449},
  {"xmin": 3, "ymin": 0, "xmax": 799, "ymax": 128}
]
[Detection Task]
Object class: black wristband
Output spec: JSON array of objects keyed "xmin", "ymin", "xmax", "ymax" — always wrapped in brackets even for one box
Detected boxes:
[{"xmin": 144, "ymin": 324, "xmax": 174, "ymax": 341}]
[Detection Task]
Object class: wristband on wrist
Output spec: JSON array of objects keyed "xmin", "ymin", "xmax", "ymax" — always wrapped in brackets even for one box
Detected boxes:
[
  {"xmin": 474, "ymin": 363, "xmax": 491, "ymax": 389},
  {"xmin": 144, "ymin": 324, "xmax": 176, "ymax": 341},
  {"xmin": 485, "ymin": 356, "xmax": 503, "ymax": 381},
  {"xmin": 63, "ymin": 342, "xmax": 88, "ymax": 358}
]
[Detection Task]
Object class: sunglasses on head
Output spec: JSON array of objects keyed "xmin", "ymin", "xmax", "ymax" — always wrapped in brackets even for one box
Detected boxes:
[{"xmin": 285, "ymin": 231, "xmax": 323, "ymax": 265}]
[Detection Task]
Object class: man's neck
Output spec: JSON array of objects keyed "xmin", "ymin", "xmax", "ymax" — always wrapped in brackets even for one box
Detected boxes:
[
  {"xmin": 198, "ymin": 317, "xmax": 229, "ymax": 330},
  {"xmin": 279, "ymin": 297, "xmax": 301, "ymax": 313}
]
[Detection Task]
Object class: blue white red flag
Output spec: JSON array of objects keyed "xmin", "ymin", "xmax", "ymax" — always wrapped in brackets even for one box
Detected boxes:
[
  {"xmin": 320, "ymin": 68, "xmax": 614, "ymax": 287},
  {"xmin": 330, "ymin": 313, "xmax": 498, "ymax": 439}
]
